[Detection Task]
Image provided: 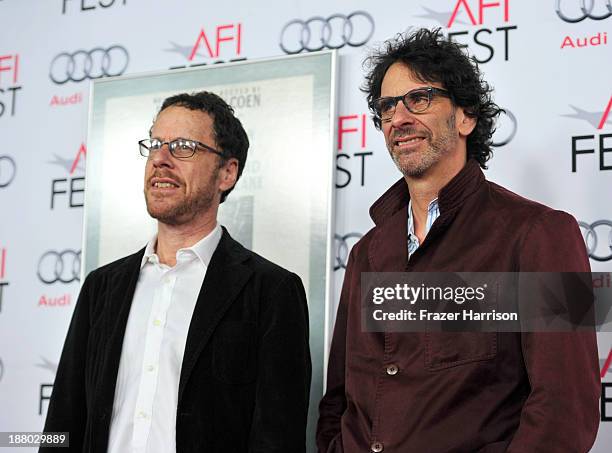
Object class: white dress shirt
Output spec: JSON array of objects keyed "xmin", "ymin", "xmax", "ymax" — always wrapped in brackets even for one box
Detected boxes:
[{"xmin": 107, "ymin": 224, "xmax": 222, "ymax": 453}]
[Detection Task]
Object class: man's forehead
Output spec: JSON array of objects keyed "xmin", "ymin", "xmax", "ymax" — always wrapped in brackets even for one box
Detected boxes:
[
  {"xmin": 381, "ymin": 62, "xmax": 443, "ymax": 95},
  {"xmin": 150, "ymin": 106, "xmax": 213, "ymax": 138}
]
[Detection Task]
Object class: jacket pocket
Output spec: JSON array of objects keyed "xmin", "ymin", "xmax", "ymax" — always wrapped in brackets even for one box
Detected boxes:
[
  {"xmin": 424, "ymin": 277, "xmax": 499, "ymax": 371},
  {"xmin": 424, "ymin": 332, "xmax": 498, "ymax": 370},
  {"xmin": 212, "ymin": 321, "xmax": 257, "ymax": 384}
]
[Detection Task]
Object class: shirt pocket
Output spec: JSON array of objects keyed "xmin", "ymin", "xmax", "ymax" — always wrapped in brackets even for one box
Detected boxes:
[
  {"xmin": 424, "ymin": 331, "xmax": 498, "ymax": 371},
  {"xmin": 212, "ymin": 321, "xmax": 257, "ymax": 384}
]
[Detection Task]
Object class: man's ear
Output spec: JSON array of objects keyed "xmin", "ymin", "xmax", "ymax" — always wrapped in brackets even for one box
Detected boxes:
[
  {"xmin": 456, "ymin": 108, "xmax": 477, "ymax": 137},
  {"xmin": 218, "ymin": 158, "xmax": 239, "ymax": 192}
]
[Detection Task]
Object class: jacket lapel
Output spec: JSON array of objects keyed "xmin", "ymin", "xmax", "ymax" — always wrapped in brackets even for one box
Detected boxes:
[
  {"xmin": 94, "ymin": 249, "xmax": 144, "ymax": 421},
  {"xmin": 369, "ymin": 204, "xmax": 409, "ymax": 272},
  {"xmin": 368, "ymin": 178, "xmax": 410, "ymax": 272},
  {"xmin": 178, "ymin": 228, "xmax": 253, "ymax": 400}
]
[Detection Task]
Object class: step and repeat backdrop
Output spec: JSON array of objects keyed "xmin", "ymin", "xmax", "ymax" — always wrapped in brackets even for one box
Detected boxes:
[{"xmin": 0, "ymin": 0, "xmax": 611, "ymax": 451}]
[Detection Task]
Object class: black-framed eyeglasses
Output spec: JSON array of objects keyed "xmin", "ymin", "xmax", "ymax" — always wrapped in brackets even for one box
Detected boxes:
[
  {"xmin": 138, "ymin": 137, "xmax": 224, "ymax": 159},
  {"xmin": 371, "ymin": 86, "xmax": 451, "ymax": 122}
]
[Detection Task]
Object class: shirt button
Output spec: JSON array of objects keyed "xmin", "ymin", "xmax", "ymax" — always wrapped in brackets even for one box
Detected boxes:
[
  {"xmin": 147, "ymin": 365, "xmax": 155, "ymax": 372},
  {"xmin": 138, "ymin": 411, "xmax": 148, "ymax": 419},
  {"xmin": 371, "ymin": 441, "xmax": 384, "ymax": 452},
  {"xmin": 386, "ymin": 364, "xmax": 399, "ymax": 376},
  {"xmin": 153, "ymin": 319, "xmax": 161, "ymax": 326}
]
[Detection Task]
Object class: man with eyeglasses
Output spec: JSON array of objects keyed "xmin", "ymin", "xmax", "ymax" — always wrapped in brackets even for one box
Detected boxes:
[
  {"xmin": 42, "ymin": 91, "xmax": 311, "ymax": 453},
  {"xmin": 317, "ymin": 28, "xmax": 599, "ymax": 453}
]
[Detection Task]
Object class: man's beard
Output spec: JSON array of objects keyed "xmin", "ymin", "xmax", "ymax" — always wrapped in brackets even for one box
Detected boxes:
[
  {"xmin": 388, "ymin": 111, "xmax": 458, "ymax": 178},
  {"xmin": 145, "ymin": 167, "xmax": 219, "ymax": 225}
]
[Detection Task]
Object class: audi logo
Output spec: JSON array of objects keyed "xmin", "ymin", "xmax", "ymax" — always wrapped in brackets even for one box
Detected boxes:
[
  {"xmin": 279, "ymin": 11, "xmax": 375, "ymax": 54},
  {"xmin": 556, "ymin": 0, "xmax": 612, "ymax": 22},
  {"xmin": 49, "ymin": 45, "xmax": 129, "ymax": 85},
  {"xmin": 491, "ymin": 109, "xmax": 517, "ymax": 148},
  {"xmin": 579, "ymin": 221, "xmax": 612, "ymax": 262},
  {"xmin": 37, "ymin": 250, "xmax": 81, "ymax": 284},
  {"xmin": 334, "ymin": 232, "xmax": 363, "ymax": 271},
  {"xmin": 0, "ymin": 155, "xmax": 16, "ymax": 188}
]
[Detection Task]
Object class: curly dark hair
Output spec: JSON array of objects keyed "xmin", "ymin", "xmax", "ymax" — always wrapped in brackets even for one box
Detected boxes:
[
  {"xmin": 362, "ymin": 28, "xmax": 502, "ymax": 168},
  {"xmin": 159, "ymin": 91, "xmax": 249, "ymax": 202}
]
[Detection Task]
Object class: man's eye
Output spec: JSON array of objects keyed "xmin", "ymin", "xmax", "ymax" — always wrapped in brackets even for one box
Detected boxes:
[
  {"xmin": 409, "ymin": 93, "xmax": 429, "ymax": 104},
  {"xmin": 379, "ymin": 99, "xmax": 396, "ymax": 112},
  {"xmin": 170, "ymin": 140, "xmax": 189, "ymax": 150}
]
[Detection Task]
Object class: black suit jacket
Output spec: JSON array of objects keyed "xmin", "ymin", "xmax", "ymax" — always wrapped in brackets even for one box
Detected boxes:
[{"xmin": 41, "ymin": 228, "xmax": 311, "ymax": 453}]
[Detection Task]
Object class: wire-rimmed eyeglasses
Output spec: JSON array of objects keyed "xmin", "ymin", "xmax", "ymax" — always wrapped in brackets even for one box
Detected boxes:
[{"xmin": 138, "ymin": 137, "xmax": 224, "ymax": 159}]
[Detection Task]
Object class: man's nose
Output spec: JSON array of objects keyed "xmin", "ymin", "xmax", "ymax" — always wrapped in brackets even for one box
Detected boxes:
[
  {"xmin": 149, "ymin": 144, "xmax": 174, "ymax": 168},
  {"xmin": 390, "ymin": 100, "xmax": 417, "ymax": 129}
]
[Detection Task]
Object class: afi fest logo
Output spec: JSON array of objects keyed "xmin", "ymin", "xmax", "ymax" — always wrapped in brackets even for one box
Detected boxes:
[
  {"xmin": 440, "ymin": 0, "xmax": 518, "ymax": 64},
  {"xmin": 279, "ymin": 11, "xmax": 375, "ymax": 54},
  {"xmin": 166, "ymin": 23, "xmax": 245, "ymax": 70},
  {"xmin": 0, "ymin": 248, "xmax": 8, "ymax": 313},
  {"xmin": 49, "ymin": 143, "xmax": 86, "ymax": 209},
  {"xmin": 37, "ymin": 357, "xmax": 57, "ymax": 416},
  {"xmin": 601, "ymin": 347, "xmax": 612, "ymax": 421},
  {"xmin": 337, "ymin": 114, "xmax": 373, "ymax": 189},
  {"xmin": 0, "ymin": 54, "xmax": 22, "ymax": 118},
  {"xmin": 557, "ymin": 0, "xmax": 610, "ymax": 50},
  {"xmin": 62, "ymin": 0, "xmax": 126, "ymax": 14},
  {"xmin": 565, "ymin": 95, "xmax": 612, "ymax": 173}
]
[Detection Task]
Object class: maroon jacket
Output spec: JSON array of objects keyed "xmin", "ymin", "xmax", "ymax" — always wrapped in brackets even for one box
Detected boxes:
[{"xmin": 317, "ymin": 160, "xmax": 600, "ymax": 453}]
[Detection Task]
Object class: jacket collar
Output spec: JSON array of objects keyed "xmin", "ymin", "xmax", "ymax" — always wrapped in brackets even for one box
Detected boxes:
[
  {"xmin": 369, "ymin": 158, "xmax": 484, "ymax": 226},
  {"xmin": 367, "ymin": 159, "xmax": 485, "ymax": 271},
  {"xmin": 178, "ymin": 227, "xmax": 252, "ymax": 400}
]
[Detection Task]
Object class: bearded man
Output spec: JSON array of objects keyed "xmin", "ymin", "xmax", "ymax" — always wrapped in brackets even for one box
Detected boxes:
[
  {"xmin": 317, "ymin": 28, "xmax": 599, "ymax": 453},
  {"xmin": 42, "ymin": 91, "xmax": 311, "ymax": 453}
]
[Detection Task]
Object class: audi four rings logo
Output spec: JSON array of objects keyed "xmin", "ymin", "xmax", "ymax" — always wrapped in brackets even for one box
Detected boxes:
[
  {"xmin": 556, "ymin": 0, "xmax": 612, "ymax": 22},
  {"xmin": 49, "ymin": 45, "xmax": 129, "ymax": 84},
  {"xmin": 334, "ymin": 232, "xmax": 363, "ymax": 271},
  {"xmin": 0, "ymin": 156, "xmax": 16, "ymax": 188},
  {"xmin": 579, "ymin": 221, "xmax": 612, "ymax": 262},
  {"xmin": 279, "ymin": 11, "xmax": 375, "ymax": 54},
  {"xmin": 37, "ymin": 250, "xmax": 81, "ymax": 284},
  {"xmin": 491, "ymin": 109, "xmax": 518, "ymax": 148}
]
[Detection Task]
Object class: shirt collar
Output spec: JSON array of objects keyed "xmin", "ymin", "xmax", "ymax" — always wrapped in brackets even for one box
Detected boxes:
[
  {"xmin": 140, "ymin": 223, "xmax": 223, "ymax": 269},
  {"xmin": 407, "ymin": 198, "xmax": 439, "ymax": 236}
]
